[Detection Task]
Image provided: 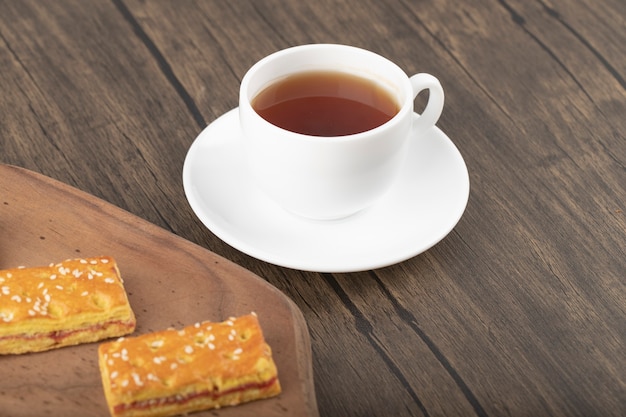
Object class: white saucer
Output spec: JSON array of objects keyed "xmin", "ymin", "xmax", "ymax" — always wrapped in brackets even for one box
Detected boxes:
[{"xmin": 183, "ymin": 108, "xmax": 470, "ymax": 273}]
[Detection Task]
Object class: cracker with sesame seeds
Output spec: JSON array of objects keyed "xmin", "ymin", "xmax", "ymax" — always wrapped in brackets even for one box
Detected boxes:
[
  {"xmin": 98, "ymin": 313, "xmax": 281, "ymax": 417},
  {"xmin": 0, "ymin": 256, "xmax": 136, "ymax": 354}
]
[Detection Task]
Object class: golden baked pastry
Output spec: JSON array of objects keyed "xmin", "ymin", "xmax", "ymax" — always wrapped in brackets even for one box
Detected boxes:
[
  {"xmin": 0, "ymin": 256, "xmax": 136, "ymax": 354},
  {"xmin": 98, "ymin": 313, "xmax": 281, "ymax": 417}
]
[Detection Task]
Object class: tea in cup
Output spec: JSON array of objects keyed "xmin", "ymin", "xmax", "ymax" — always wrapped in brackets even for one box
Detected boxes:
[{"xmin": 239, "ymin": 44, "xmax": 444, "ymax": 220}]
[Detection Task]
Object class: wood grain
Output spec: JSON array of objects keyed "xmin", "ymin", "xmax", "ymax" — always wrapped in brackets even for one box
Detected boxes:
[
  {"xmin": 0, "ymin": 164, "xmax": 318, "ymax": 417},
  {"xmin": 0, "ymin": 0, "xmax": 624, "ymax": 416}
]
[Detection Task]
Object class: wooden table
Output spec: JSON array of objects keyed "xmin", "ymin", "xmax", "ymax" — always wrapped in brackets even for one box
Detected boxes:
[{"xmin": 1, "ymin": 1, "xmax": 624, "ymax": 416}]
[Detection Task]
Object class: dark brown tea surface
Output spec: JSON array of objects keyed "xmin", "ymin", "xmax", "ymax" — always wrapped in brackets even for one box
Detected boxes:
[{"xmin": 252, "ymin": 71, "xmax": 399, "ymax": 136}]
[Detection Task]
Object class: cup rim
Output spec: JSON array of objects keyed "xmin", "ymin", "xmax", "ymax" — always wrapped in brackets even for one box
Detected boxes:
[{"xmin": 239, "ymin": 43, "xmax": 414, "ymax": 143}]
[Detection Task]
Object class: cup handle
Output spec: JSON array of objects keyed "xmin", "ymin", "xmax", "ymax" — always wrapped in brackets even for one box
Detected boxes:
[{"xmin": 410, "ymin": 73, "xmax": 444, "ymax": 131}]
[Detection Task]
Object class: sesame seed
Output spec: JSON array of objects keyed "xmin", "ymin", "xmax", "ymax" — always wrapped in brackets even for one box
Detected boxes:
[
  {"xmin": 1, "ymin": 311, "xmax": 14, "ymax": 322},
  {"xmin": 208, "ymin": 343, "xmax": 215, "ymax": 350},
  {"xmin": 184, "ymin": 345, "xmax": 194, "ymax": 355},
  {"xmin": 101, "ymin": 258, "xmax": 110, "ymax": 264},
  {"xmin": 55, "ymin": 285, "xmax": 64, "ymax": 290},
  {"xmin": 90, "ymin": 260, "xmax": 98, "ymax": 265},
  {"xmin": 233, "ymin": 348, "xmax": 243, "ymax": 355},
  {"xmin": 10, "ymin": 295, "xmax": 21, "ymax": 303},
  {"xmin": 38, "ymin": 282, "xmax": 44, "ymax": 289},
  {"xmin": 251, "ymin": 311, "xmax": 257, "ymax": 317},
  {"xmin": 151, "ymin": 340, "xmax": 164, "ymax": 349},
  {"xmin": 117, "ymin": 337, "xmax": 126, "ymax": 342},
  {"xmin": 121, "ymin": 380, "xmax": 129, "ymax": 388},
  {"xmin": 28, "ymin": 310, "xmax": 36, "ymax": 316},
  {"xmin": 81, "ymin": 291, "xmax": 89, "ymax": 296},
  {"xmin": 228, "ymin": 335, "xmax": 235, "ymax": 341},
  {"xmin": 72, "ymin": 269, "xmax": 83, "ymax": 278},
  {"xmin": 170, "ymin": 363, "xmax": 178, "ymax": 370},
  {"xmin": 80, "ymin": 259, "xmax": 88, "ymax": 264},
  {"xmin": 104, "ymin": 278, "xmax": 115, "ymax": 284},
  {"xmin": 1, "ymin": 286, "xmax": 9, "ymax": 295},
  {"xmin": 25, "ymin": 297, "xmax": 32, "ymax": 303},
  {"xmin": 225, "ymin": 320, "xmax": 234, "ymax": 326},
  {"xmin": 108, "ymin": 359, "xmax": 114, "ymax": 366},
  {"xmin": 194, "ymin": 322, "xmax": 200, "ymax": 328},
  {"xmin": 87, "ymin": 273, "xmax": 93, "ymax": 280},
  {"xmin": 131, "ymin": 373, "xmax": 143, "ymax": 386},
  {"xmin": 153, "ymin": 356, "xmax": 166, "ymax": 365},
  {"xmin": 110, "ymin": 371, "xmax": 119, "ymax": 379},
  {"xmin": 49, "ymin": 274, "xmax": 57, "ymax": 280}
]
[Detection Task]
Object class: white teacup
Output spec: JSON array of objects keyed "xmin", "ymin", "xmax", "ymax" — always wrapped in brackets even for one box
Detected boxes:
[{"xmin": 239, "ymin": 44, "xmax": 444, "ymax": 220}]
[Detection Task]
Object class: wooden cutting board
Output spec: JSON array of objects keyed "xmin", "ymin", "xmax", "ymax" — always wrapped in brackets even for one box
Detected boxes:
[{"xmin": 0, "ymin": 164, "xmax": 318, "ymax": 417}]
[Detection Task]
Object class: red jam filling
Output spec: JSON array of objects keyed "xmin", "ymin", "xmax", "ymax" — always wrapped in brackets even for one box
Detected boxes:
[
  {"xmin": 0, "ymin": 320, "xmax": 134, "ymax": 344},
  {"xmin": 114, "ymin": 377, "xmax": 279, "ymax": 412}
]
